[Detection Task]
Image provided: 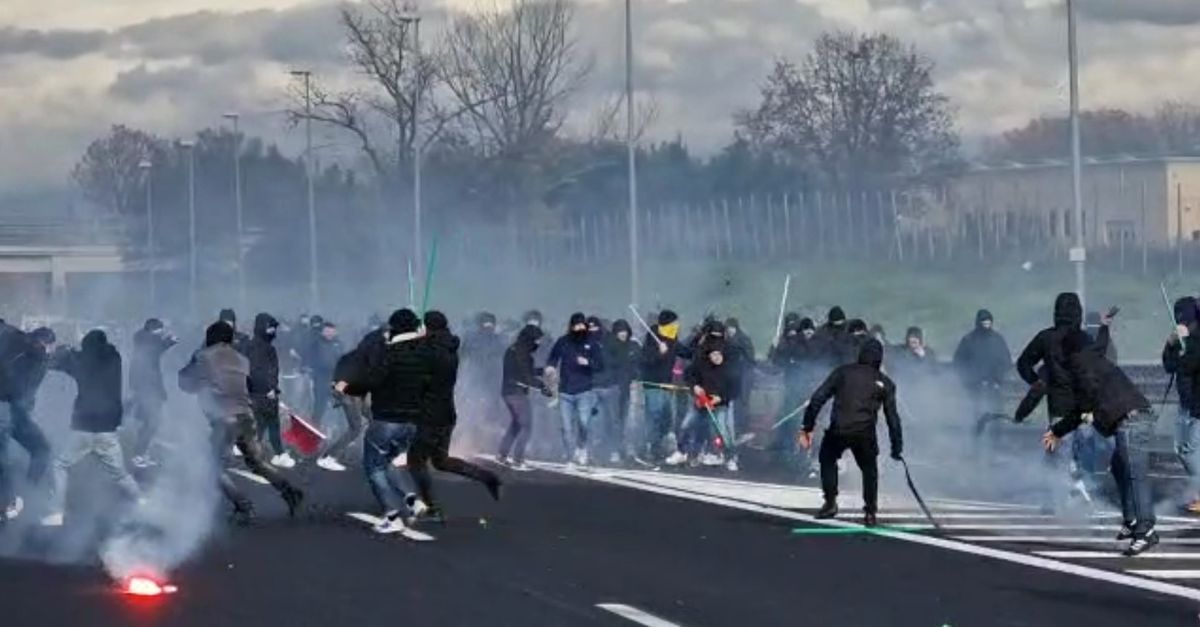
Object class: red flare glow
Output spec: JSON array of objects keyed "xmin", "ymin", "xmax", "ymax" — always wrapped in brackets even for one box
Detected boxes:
[
  {"xmin": 125, "ymin": 576, "xmax": 178, "ymax": 596},
  {"xmin": 714, "ymin": 437, "xmax": 725, "ymax": 448}
]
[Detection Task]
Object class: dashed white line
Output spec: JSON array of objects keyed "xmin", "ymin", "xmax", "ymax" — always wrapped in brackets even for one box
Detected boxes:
[
  {"xmin": 597, "ymin": 603, "xmax": 684, "ymax": 627},
  {"xmin": 1127, "ymin": 570, "xmax": 1200, "ymax": 580}
]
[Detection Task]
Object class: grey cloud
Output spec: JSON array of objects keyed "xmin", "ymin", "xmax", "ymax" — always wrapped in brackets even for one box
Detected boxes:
[
  {"xmin": 0, "ymin": 26, "xmax": 107, "ymax": 59},
  {"xmin": 1079, "ymin": 0, "xmax": 1200, "ymax": 26},
  {"xmin": 108, "ymin": 63, "xmax": 208, "ymax": 101}
]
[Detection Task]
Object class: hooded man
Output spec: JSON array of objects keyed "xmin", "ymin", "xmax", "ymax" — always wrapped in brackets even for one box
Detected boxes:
[
  {"xmin": 335, "ymin": 309, "xmax": 427, "ymax": 534},
  {"xmin": 499, "ymin": 325, "xmax": 548, "ymax": 469},
  {"xmin": 724, "ymin": 317, "xmax": 757, "ymax": 431},
  {"xmin": 309, "ymin": 322, "xmax": 343, "ymax": 431},
  {"xmin": 769, "ymin": 316, "xmax": 821, "ymax": 469},
  {"xmin": 180, "ymin": 322, "xmax": 303, "ymax": 525},
  {"xmin": 41, "ymin": 330, "xmax": 140, "ymax": 526},
  {"xmin": 638, "ymin": 310, "xmax": 691, "ymax": 463},
  {"xmin": 546, "ymin": 313, "xmax": 605, "ymax": 466},
  {"xmin": 461, "ymin": 312, "xmax": 507, "ymax": 440},
  {"xmin": 953, "ymin": 309, "xmax": 1013, "ymax": 429},
  {"xmin": 406, "ymin": 311, "xmax": 501, "ymax": 521},
  {"xmin": 1016, "ymin": 293, "xmax": 1100, "ymax": 422},
  {"xmin": 800, "ymin": 339, "xmax": 903, "ymax": 527},
  {"xmin": 814, "ymin": 306, "xmax": 852, "ymax": 369},
  {"xmin": 1164, "ymin": 296, "xmax": 1200, "ymax": 512},
  {"xmin": 128, "ymin": 319, "xmax": 178, "ymax": 467},
  {"xmin": 599, "ymin": 319, "xmax": 640, "ymax": 464},
  {"xmin": 0, "ymin": 326, "xmax": 56, "ymax": 521},
  {"xmin": 669, "ymin": 340, "xmax": 739, "ymax": 471},
  {"xmin": 218, "ymin": 308, "xmax": 250, "ymax": 353},
  {"xmin": 893, "ymin": 326, "xmax": 938, "ymax": 381},
  {"xmin": 246, "ymin": 313, "xmax": 293, "ymax": 469}
]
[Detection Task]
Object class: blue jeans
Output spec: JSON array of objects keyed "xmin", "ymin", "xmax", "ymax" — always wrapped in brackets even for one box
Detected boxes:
[
  {"xmin": 1113, "ymin": 412, "xmax": 1157, "ymax": 536},
  {"xmin": 642, "ymin": 388, "xmax": 674, "ymax": 459},
  {"xmin": 9, "ymin": 398, "xmax": 50, "ymax": 486},
  {"xmin": 593, "ymin": 386, "xmax": 625, "ymax": 458},
  {"xmin": 362, "ymin": 421, "xmax": 418, "ymax": 515},
  {"xmin": 679, "ymin": 405, "xmax": 730, "ymax": 458},
  {"xmin": 558, "ymin": 391, "xmax": 598, "ymax": 457},
  {"xmin": 1176, "ymin": 411, "xmax": 1200, "ymax": 490}
]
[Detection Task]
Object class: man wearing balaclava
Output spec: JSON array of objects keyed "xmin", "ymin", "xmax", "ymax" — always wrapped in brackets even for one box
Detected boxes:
[
  {"xmin": 638, "ymin": 310, "xmax": 692, "ymax": 464},
  {"xmin": 769, "ymin": 316, "xmax": 821, "ymax": 470},
  {"xmin": 1164, "ymin": 296, "xmax": 1200, "ymax": 513},
  {"xmin": 814, "ymin": 306, "xmax": 851, "ymax": 369},
  {"xmin": 800, "ymin": 339, "xmax": 904, "ymax": 527},
  {"xmin": 246, "ymin": 313, "xmax": 292, "ymax": 469},
  {"xmin": 546, "ymin": 313, "xmax": 605, "ymax": 467},
  {"xmin": 953, "ymin": 309, "xmax": 1013, "ymax": 435}
]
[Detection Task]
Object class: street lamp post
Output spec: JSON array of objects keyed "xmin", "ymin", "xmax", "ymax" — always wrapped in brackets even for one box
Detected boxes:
[
  {"xmin": 625, "ymin": 0, "xmax": 639, "ymax": 307},
  {"xmin": 290, "ymin": 69, "xmax": 319, "ymax": 311},
  {"xmin": 1067, "ymin": 0, "xmax": 1086, "ymax": 310},
  {"xmin": 398, "ymin": 8, "xmax": 423, "ymax": 286},
  {"xmin": 180, "ymin": 139, "xmax": 198, "ymax": 315},
  {"xmin": 139, "ymin": 159, "xmax": 156, "ymax": 311},
  {"xmin": 223, "ymin": 112, "xmax": 246, "ymax": 313}
]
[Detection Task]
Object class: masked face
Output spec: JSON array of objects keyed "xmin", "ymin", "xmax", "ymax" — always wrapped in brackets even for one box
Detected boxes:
[
  {"xmin": 802, "ymin": 329, "xmax": 815, "ymax": 340},
  {"xmin": 616, "ymin": 330, "xmax": 629, "ymax": 342},
  {"xmin": 588, "ymin": 324, "xmax": 600, "ymax": 334},
  {"xmin": 266, "ymin": 326, "xmax": 278, "ymax": 337},
  {"xmin": 571, "ymin": 323, "xmax": 587, "ymax": 334},
  {"xmin": 727, "ymin": 327, "xmax": 738, "ymax": 337},
  {"xmin": 907, "ymin": 336, "xmax": 922, "ymax": 351}
]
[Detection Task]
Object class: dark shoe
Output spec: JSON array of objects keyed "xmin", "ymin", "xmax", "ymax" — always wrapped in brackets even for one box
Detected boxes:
[
  {"xmin": 815, "ymin": 502, "xmax": 838, "ymax": 520},
  {"xmin": 864, "ymin": 512, "xmax": 878, "ymax": 528},
  {"xmin": 485, "ymin": 476, "xmax": 503, "ymax": 502},
  {"xmin": 281, "ymin": 485, "xmax": 304, "ymax": 518},
  {"xmin": 1116, "ymin": 522, "xmax": 1136, "ymax": 541},
  {"xmin": 1123, "ymin": 530, "xmax": 1160, "ymax": 557},
  {"xmin": 420, "ymin": 506, "xmax": 447, "ymax": 525}
]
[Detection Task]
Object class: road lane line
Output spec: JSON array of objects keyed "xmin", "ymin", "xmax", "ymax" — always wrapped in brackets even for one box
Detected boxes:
[
  {"xmin": 539, "ymin": 466, "xmax": 1200, "ymax": 602},
  {"xmin": 955, "ymin": 536, "xmax": 1200, "ymax": 545},
  {"xmin": 229, "ymin": 468, "xmax": 270, "ymax": 485},
  {"xmin": 1128, "ymin": 570, "xmax": 1200, "ymax": 580},
  {"xmin": 597, "ymin": 603, "xmax": 683, "ymax": 627},
  {"xmin": 1036, "ymin": 551, "xmax": 1200, "ymax": 559}
]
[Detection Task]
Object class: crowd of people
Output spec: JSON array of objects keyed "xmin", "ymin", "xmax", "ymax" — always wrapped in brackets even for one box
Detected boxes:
[{"xmin": 0, "ymin": 289, "xmax": 1191, "ymax": 556}]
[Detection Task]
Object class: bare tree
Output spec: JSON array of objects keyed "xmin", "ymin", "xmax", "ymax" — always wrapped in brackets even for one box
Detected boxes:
[
  {"xmin": 588, "ymin": 92, "xmax": 660, "ymax": 144},
  {"xmin": 737, "ymin": 31, "xmax": 960, "ymax": 187},
  {"xmin": 440, "ymin": 0, "xmax": 590, "ymax": 160},
  {"xmin": 71, "ymin": 125, "xmax": 164, "ymax": 215}
]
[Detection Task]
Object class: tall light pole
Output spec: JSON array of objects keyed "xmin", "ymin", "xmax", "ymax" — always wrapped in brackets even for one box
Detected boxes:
[
  {"xmin": 625, "ymin": 0, "xmax": 640, "ymax": 307},
  {"xmin": 399, "ymin": 7, "xmax": 423, "ymax": 284},
  {"xmin": 223, "ymin": 112, "xmax": 246, "ymax": 313},
  {"xmin": 1067, "ymin": 0, "xmax": 1086, "ymax": 311},
  {"xmin": 139, "ymin": 159, "xmax": 156, "ymax": 311},
  {"xmin": 180, "ymin": 139, "xmax": 198, "ymax": 315},
  {"xmin": 291, "ymin": 69, "xmax": 319, "ymax": 311}
]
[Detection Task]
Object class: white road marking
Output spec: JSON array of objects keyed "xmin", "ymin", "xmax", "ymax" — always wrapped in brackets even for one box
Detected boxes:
[
  {"xmin": 1127, "ymin": 570, "xmax": 1200, "ymax": 580},
  {"xmin": 596, "ymin": 603, "xmax": 683, "ymax": 627},
  {"xmin": 228, "ymin": 468, "xmax": 270, "ymax": 485},
  {"xmin": 936, "ymin": 524, "xmax": 1197, "ymax": 531},
  {"xmin": 346, "ymin": 512, "xmax": 435, "ymax": 542},
  {"xmin": 1036, "ymin": 551, "xmax": 1200, "ymax": 560},
  {"xmin": 537, "ymin": 464, "xmax": 1200, "ymax": 602},
  {"xmin": 954, "ymin": 536, "xmax": 1200, "ymax": 545}
]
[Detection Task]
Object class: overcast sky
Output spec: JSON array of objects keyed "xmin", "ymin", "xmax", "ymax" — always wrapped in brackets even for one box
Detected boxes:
[{"xmin": 2, "ymin": 0, "xmax": 1200, "ymax": 194}]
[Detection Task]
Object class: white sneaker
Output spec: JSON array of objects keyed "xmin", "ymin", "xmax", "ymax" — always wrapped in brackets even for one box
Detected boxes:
[
  {"xmin": 392, "ymin": 452, "xmax": 408, "ymax": 468},
  {"xmin": 577, "ymin": 448, "xmax": 590, "ymax": 466},
  {"xmin": 702, "ymin": 453, "xmax": 724, "ymax": 467},
  {"xmin": 664, "ymin": 451, "xmax": 687, "ymax": 466},
  {"xmin": 40, "ymin": 512, "xmax": 64, "ymax": 527},
  {"xmin": 271, "ymin": 453, "xmax": 297, "ymax": 469},
  {"xmin": 232, "ymin": 445, "xmax": 243, "ymax": 458},
  {"xmin": 316, "ymin": 456, "xmax": 347, "ymax": 472},
  {"xmin": 725, "ymin": 459, "xmax": 739, "ymax": 472},
  {"xmin": 5, "ymin": 496, "xmax": 23, "ymax": 521},
  {"xmin": 409, "ymin": 498, "xmax": 429, "ymax": 519},
  {"xmin": 373, "ymin": 512, "xmax": 408, "ymax": 535},
  {"xmin": 511, "ymin": 461, "xmax": 532, "ymax": 472}
]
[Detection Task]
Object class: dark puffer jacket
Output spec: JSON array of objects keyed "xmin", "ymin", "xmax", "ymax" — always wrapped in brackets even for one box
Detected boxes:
[
  {"xmin": 1017, "ymin": 293, "xmax": 1103, "ymax": 418},
  {"xmin": 246, "ymin": 313, "xmax": 280, "ymax": 397},
  {"xmin": 52, "ymin": 330, "xmax": 124, "ymax": 433},
  {"xmin": 345, "ymin": 331, "xmax": 430, "ymax": 424}
]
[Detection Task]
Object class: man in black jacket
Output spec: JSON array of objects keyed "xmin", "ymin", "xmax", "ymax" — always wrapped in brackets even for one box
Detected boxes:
[
  {"xmin": 0, "ymin": 326, "xmax": 56, "ymax": 521},
  {"xmin": 41, "ymin": 330, "xmax": 141, "ymax": 526},
  {"xmin": 309, "ymin": 322, "xmax": 343, "ymax": 433},
  {"xmin": 1046, "ymin": 330, "xmax": 1157, "ymax": 555},
  {"xmin": 953, "ymin": 309, "xmax": 1012, "ymax": 432},
  {"xmin": 800, "ymin": 339, "xmax": 903, "ymax": 527},
  {"xmin": 246, "ymin": 314, "xmax": 293, "ymax": 469},
  {"xmin": 406, "ymin": 311, "xmax": 501, "ymax": 521},
  {"xmin": 724, "ymin": 317, "xmax": 756, "ymax": 435},
  {"xmin": 336, "ymin": 309, "xmax": 427, "ymax": 534},
  {"xmin": 499, "ymin": 325, "xmax": 547, "ymax": 469},
  {"xmin": 547, "ymin": 313, "xmax": 605, "ymax": 466},
  {"xmin": 128, "ymin": 319, "xmax": 177, "ymax": 468},
  {"xmin": 814, "ymin": 306, "xmax": 851, "ymax": 369},
  {"xmin": 1164, "ymin": 296, "xmax": 1200, "ymax": 512},
  {"xmin": 769, "ymin": 316, "xmax": 820, "ymax": 469},
  {"xmin": 668, "ymin": 342, "xmax": 738, "ymax": 470},
  {"xmin": 601, "ymin": 319, "xmax": 639, "ymax": 464},
  {"xmin": 638, "ymin": 310, "xmax": 690, "ymax": 464},
  {"xmin": 218, "ymin": 308, "xmax": 251, "ymax": 352}
]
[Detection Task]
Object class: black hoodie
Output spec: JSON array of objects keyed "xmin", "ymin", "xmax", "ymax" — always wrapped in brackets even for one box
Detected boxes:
[
  {"xmin": 503, "ymin": 325, "xmax": 545, "ymax": 396},
  {"xmin": 771, "ymin": 318, "xmax": 821, "ymax": 387},
  {"xmin": 1017, "ymin": 293, "xmax": 1107, "ymax": 418},
  {"xmin": 684, "ymin": 344, "xmax": 735, "ymax": 408},
  {"xmin": 246, "ymin": 313, "xmax": 280, "ymax": 397},
  {"xmin": 422, "ymin": 313, "xmax": 461, "ymax": 427},
  {"xmin": 1164, "ymin": 296, "xmax": 1200, "ymax": 417},
  {"xmin": 803, "ymin": 339, "xmax": 903, "ymax": 456},
  {"xmin": 814, "ymin": 306, "xmax": 853, "ymax": 367},
  {"xmin": 1053, "ymin": 330, "xmax": 1150, "ymax": 438},
  {"xmin": 52, "ymin": 330, "xmax": 124, "ymax": 433},
  {"xmin": 952, "ymin": 309, "xmax": 1012, "ymax": 388}
]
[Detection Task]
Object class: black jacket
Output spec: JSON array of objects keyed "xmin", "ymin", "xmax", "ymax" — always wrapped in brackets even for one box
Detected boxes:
[
  {"xmin": 596, "ymin": 331, "xmax": 640, "ymax": 389},
  {"xmin": 803, "ymin": 340, "xmax": 903, "ymax": 456},
  {"xmin": 814, "ymin": 323, "xmax": 854, "ymax": 368},
  {"xmin": 345, "ymin": 332, "xmax": 430, "ymax": 424},
  {"xmin": 246, "ymin": 314, "xmax": 280, "ymax": 398},
  {"xmin": 953, "ymin": 316, "xmax": 1012, "ymax": 389},
  {"xmin": 639, "ymin": 328, "xmax": 692, "ymax": 386},
  {"xmin": 311, "ymin": 336, "xmax": 343, "ymax": 377},
  {"xmin": 1163, "ymin": 297, "xmax": 1200, "ymax": 417},
  {"xmin": 684, "ymin": 356, "xmax": 735, "ymax": 408},
  {"xmin": 424, "ymin": 330, "xmax": 460, "ymax": 427},
  {"xmin": 52, "ymin": 330, "xmax": 124, "ymax": 433},
  {"xmin": 770, "ymin": 331, "xmax": 822, "ymax": 389},
  {"xmin": 0, "ymin": 326, "xmax": 50, "ymax": 403},
  {"xmin": 1017, "ymin": 293, "xmax": 1102, "ymax": 418},
  {"xmin": 1053, "ymin": 335, "xmax": 1151, "ymax": 438},
  {"xmin": 547, "ymin": 332, "xmax": 605, "ymax": 395},
  {"xmin": 129, "ymin": 328, "xmax": 176, "ymax": 401},
  {"xmin": 502, "ymin": 325, "xmax": 545, "ymax": 397}
]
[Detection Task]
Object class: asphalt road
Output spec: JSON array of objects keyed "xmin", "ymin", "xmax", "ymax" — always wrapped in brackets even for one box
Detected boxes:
[{"xmin": 2, "ymin": 457, "xmax": 1200, "ymax": 627}]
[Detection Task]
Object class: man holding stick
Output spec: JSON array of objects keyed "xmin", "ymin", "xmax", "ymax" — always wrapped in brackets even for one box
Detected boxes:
[{"xmin": 634, "ymin": 309, "xmax": 692, "ymax": 464}]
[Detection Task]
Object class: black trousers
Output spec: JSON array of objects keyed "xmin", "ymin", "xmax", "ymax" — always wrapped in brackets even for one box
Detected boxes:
[
  {"xmin": 818, "ymin": 431, "xmax": 879, "ymax": 514},
  {"xmin": 212, "ymin": 414, "xmax": 295, "ymax": 510},
  {"xmin": 408, "ymin": 422, "xmax": 498, "ymax": 507}
]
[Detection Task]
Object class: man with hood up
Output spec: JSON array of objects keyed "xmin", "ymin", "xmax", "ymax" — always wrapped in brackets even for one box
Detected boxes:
[
  {"xmin": 814, "ymin": 306, "xmax": 852, "ymax": 369},
  {"xmin": 638, "ymin": 310, "xmax": 691, "ymax": 464},
  {"xmin": 246, "ymin": 313, "xmax": 293, "ymax": 469},
  {"xmin": 953, "ymin": 309, "xmax": 1013, "ymax": 431},
  {"xmin": 600, "ymin": 319, "xmax": 640, "ymax": 464},
  {"xmin": 499, "ymin": 324, "xmax": 548, "ymax": 470},
  {"xmin": 41, "ymin": 330, "xmax": 141, "ymax": 526},
  {"xmin": 406, "ymin": 311, "xmax": 501, "ymax": 521},
  {"xmin": 180, "ymin": 323, "xmax": 303, "ymax": 525},
  {"xmin": 218, "ymin": 308, "xmax": 251, "ymax": 353},
  {"xmin": 546, "ymin": 313, "xmax": 605, "ymax": 466},
  {"xmin": 0, "ymin": 325, "xmax": 57, "ymax": 521},
  {"xmin": 1164, "ymin": 296, "xmax": 1200, "ymax": 512},
  {"xmin": 770, "ymin": 316, "xmax": 821, "ymax": 469},
  {"xmin": 128, "ymin": 318, "xmax": 178, "ymax": 468},
  {"xmin": 800, "ymin": 339, "xmax": 903, "ymax": 527}
]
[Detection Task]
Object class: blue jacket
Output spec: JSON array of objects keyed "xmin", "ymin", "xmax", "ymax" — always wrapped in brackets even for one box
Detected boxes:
[{"xmin": 547, "ymin": 333, "xmax": 605, "ymax": 395}]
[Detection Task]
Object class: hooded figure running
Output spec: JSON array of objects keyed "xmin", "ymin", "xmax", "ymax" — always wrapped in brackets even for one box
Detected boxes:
[
  {"xmin": 246, "ymin": 313, "xmax": 293, "ymax": 469},
  {"xmin": 180, "ymin": 322, "xmax": 303, "ymax": 524},
  {"xmin": 498, "ymin": 324, "xmax": 548, "ymax": 470},
  {"xmin": 800, "ymin": 339, "xmax": 903, "ymax": 527}
]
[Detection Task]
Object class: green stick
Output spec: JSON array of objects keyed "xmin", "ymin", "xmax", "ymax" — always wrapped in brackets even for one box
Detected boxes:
[{"xmin": 420, "ymin": 236, "xmax": 439, "ymax": 315}]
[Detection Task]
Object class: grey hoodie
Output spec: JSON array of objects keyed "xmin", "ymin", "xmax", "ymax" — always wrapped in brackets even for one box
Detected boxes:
[{"xmin": 180, "ymin": 343, "xmax": 253, "ymax": 419}]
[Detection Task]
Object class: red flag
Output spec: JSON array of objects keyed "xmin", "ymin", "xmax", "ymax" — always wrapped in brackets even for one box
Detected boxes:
[{"xmin": 280, "ymin": 403, "xmax": 327, "ymax": 456}]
